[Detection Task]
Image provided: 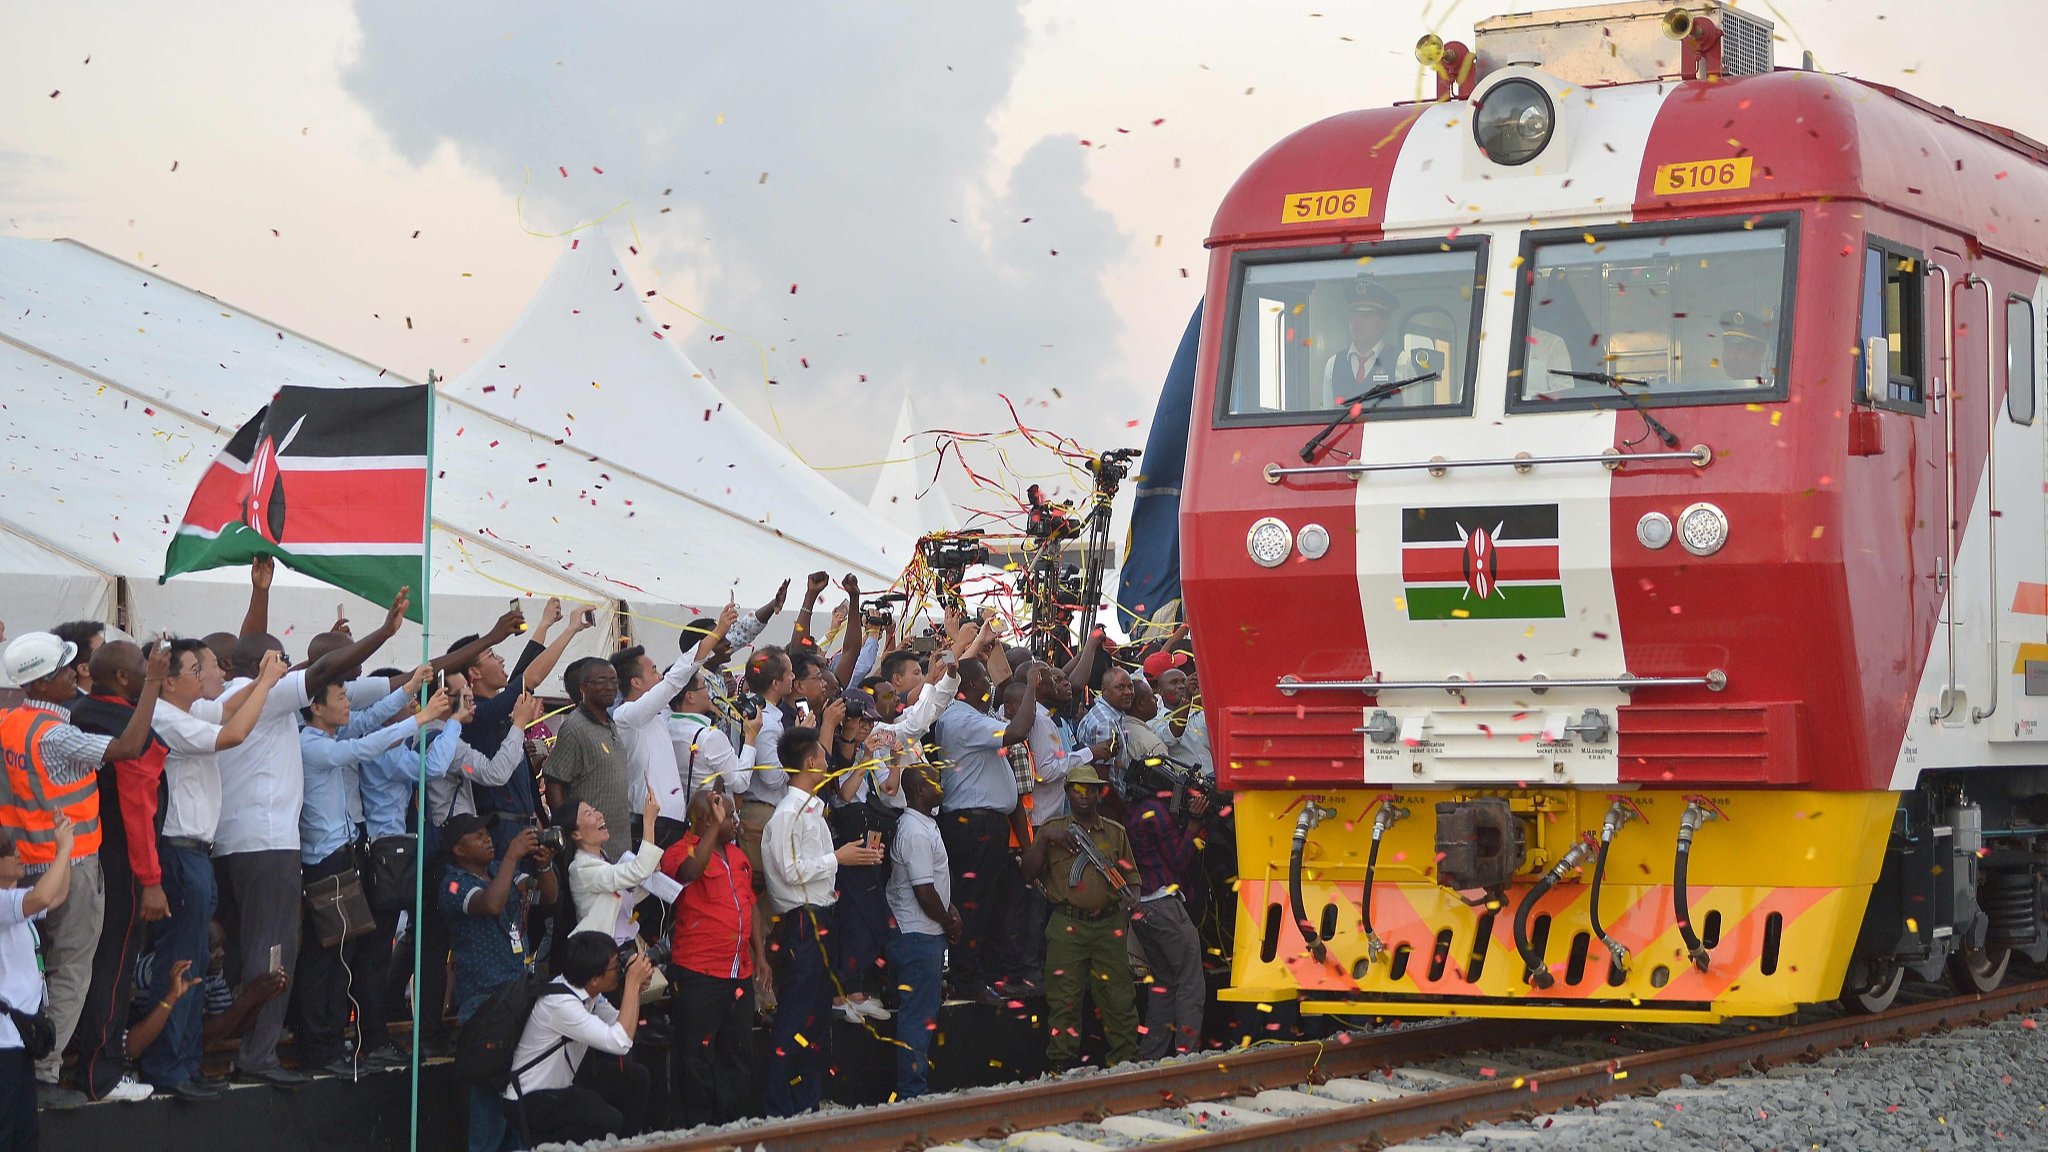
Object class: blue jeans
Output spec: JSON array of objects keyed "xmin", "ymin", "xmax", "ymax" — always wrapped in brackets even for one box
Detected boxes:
[
  {"xmin": 887, "ymin": 930, "xmax": 946, "ymax": 1098},
  {"xmin": 139, "ymin": 845, "xmax": 216, "ymax": 1088}
]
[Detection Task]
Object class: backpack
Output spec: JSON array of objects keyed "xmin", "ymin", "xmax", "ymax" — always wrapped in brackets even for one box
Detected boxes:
[{"xmin": 452, "ymin": 973, "xmax": 580, "ymax": 1091}]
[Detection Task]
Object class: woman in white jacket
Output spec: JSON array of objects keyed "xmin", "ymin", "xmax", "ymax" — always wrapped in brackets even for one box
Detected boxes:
[{"xmin": 562, "ymin": 785, "xmax": 665, "ymax": 942}]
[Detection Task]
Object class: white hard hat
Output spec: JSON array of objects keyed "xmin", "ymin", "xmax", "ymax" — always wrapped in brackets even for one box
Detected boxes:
[{"xmin": 0, "ymin": 632, "xmax": 77, "ymax": 689}]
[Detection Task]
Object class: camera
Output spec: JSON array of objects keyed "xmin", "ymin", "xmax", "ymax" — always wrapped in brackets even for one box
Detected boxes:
[
  {"xmin": 535, "ymin": 826, "xmax": 565, "ymax": 852},
  {"xmin": 919, "ymin": 532, "xmax": 990, "ymax": 572},
  {"xmin": 735, "ymin": 692, "xmax": 763, "ymax": 721},
  {"xmin": 1024, "ymin": 485, "xmax": 1075, "ymax": 541}
]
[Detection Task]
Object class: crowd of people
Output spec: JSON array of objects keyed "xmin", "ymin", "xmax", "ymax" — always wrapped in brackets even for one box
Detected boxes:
[{"xmin": 0, "ymin": 558, "xmax": 1226, "ymax": 1152}]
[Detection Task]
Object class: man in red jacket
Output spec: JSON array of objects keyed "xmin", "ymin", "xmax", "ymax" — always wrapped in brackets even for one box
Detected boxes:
[{"xmin": 659, "ymin": 785, "xmax": 763, "ymax": 1125}]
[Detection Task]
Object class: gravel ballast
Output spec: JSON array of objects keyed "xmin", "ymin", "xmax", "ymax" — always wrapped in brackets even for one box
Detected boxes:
[{"xmin": 1387, "ymin": 1011, "xmax": 2048, "ymax": 1151}]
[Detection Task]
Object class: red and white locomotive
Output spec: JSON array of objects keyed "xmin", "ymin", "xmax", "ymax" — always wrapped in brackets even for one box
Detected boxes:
[{"xmin": 1182, "ymin": 0, "xmax": 2048, "ymax": 1020}]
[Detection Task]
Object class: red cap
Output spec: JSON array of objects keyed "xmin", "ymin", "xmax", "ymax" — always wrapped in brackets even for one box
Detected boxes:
[{"xmin": 1142, "ymin": 650, "xmax": 1189, "ymax": 679}]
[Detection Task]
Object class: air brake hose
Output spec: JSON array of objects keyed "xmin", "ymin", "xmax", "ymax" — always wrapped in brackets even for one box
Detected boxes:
[
  {"xmin": 1589, "ymin": 801, "xmax": 1637, "ymax": 972},
  {"xmin": 1289, "ymin": 802, "xmax": 1339, "ymax": 963},
  {"xmin": 1674, "ymin": 801, "xmax": 1717, "ymax": 972},
  {"xmin": 1360, "ymin": 802, "xmax": 1409, "ymax": 965},
  {"xmin": 1514, "ymin": 839, "xmax": 1594, "ymax": 988}
]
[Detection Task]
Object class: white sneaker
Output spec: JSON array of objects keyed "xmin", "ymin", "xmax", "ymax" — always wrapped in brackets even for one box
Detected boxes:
[
  {"xmin": 834, "ymin": 1000, "xmax": 865, "ymax": 1024},
  {"xmin": 103, "ymin": 1077, "xmax": 155, "ymax": 1103},
  {"xmin": 850, "ymin": 998, "xmax": 892, "ymax": 1021}
]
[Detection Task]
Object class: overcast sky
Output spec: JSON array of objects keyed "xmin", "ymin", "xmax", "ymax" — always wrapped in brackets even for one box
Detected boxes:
[{"xmin": 5, "ymin": 0, "xmax": 2042, "ymax": 509}]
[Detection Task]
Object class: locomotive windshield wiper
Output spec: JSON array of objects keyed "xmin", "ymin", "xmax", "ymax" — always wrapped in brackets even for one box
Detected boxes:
[
  {"xmin": 1297, "ymin": 371, "xmax": 1442, "ymax": 463},
  {"xmin": 1550, "ymin": 369, "xmax": 1680, "ymax": 449}
]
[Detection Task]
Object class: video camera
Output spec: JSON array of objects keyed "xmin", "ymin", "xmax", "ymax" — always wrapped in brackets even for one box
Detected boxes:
[
  {"xmin": 1025, "ymin": 484, "xmax": 1076, "ymax": 541},
  {"xmin": 918, "ymin": 531, "xmax": 991, "ymax": 572},
  {"xmin": 1087, "ymin": 447, "xmax": 1141, "ymax": 495},
  {"xmin": 860, "ymin": 591, "xmax": 908, "ymax": 628},
  {"xmin": 1128, "ymin": 754, "xmax": 1218, "ymax": 822}
]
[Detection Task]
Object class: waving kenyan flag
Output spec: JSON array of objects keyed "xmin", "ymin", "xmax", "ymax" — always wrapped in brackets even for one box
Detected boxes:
[
  {"xmin": 1400, "ymin": 503, "xmax": 1565, "ymax": 621},
  {"xmin": 162, "ymin": 382, "xmax": 430, "ymax": 622}
]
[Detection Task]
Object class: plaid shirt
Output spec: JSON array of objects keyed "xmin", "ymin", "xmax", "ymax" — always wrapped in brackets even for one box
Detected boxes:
[{"xmin": 1125, "ymin": 795, "xmax": 1200, "ymax": 898}]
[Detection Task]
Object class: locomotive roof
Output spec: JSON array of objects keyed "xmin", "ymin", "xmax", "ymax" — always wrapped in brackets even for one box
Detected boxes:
[{"xmin": 1210, "ymin": 69, "xmax": 2048, "ymax": 271}]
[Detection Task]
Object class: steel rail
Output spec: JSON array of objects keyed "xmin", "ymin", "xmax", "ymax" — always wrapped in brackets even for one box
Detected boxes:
[
  {"xmin": 1155, "ymin": 978, "xmax": 2048, "ymax": 1152},
  {"xmin": 630, "ymin": 1018, "xmax": 1584, "ymax": 1152}
]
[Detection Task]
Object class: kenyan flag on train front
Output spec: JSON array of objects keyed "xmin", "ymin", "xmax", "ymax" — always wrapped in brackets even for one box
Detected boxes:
[
  {"xmin": 162, "ymin": 383, "xmax": 429, "ymax": 622},
  {"xmin": 1400, "ymin": 504, "xmax": 1565, "ymax": 621}
]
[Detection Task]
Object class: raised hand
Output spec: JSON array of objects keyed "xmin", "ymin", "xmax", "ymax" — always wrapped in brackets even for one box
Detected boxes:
[
  {"xmin": 489, "ymin": 606, "xmax": 526, "ymax": 642},
  {"xmin": 419, "ymin": 686, "xmax": 457, "ymax": 725},
  {"xmin": 144, "ymin": 643, "xmax": 174, "ymax": 683},
  {"xmin": 539, "ymin": 597, "xmax": 564, "ymax": 631},
  {"xmin": 383, "ymin": 586, "xmax": 412, "ymax": 632},
  {"xmin": 167, "ymin": 958, "xmax": 201, "ymax": 1002},
  {"xmin": 251, "ymin": 554, "xmax": 275, "ymax": 590},
  {"xmin": 804, "ymin": 571, "xmax": 831, "ymax": 601},
  {"xmin": 512, "ymin": 691, "xmax": 543, "ymax": 731},
  {"xmin": 257, "ymin": 649, "xmax": 289, "ymax": 683}
]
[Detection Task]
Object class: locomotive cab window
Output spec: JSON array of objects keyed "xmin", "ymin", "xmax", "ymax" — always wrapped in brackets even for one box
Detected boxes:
[
  {"xmin": 1218, "ymin": 237, "xmax": 1488, "ymax": 425},
  {"xmin": 2009, "ymin": 296, "xmax": 2036, "ymax": 426},
  {"xmin": 1859, "ymin": 239, "xmax": 1926, "ymax": 411},
  {"xmin": 1506, "ymin": 215, "xmax": 1796, "ymax": 412}
]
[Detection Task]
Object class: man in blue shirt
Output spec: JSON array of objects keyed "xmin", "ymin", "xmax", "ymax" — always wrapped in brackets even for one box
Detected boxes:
[
  {"xmin": 443, "ymin": 812, "xmax": 557, "ymax": 1152},
  {"xmin": 297, "ymin": 678, "xmax": 454, "ymax": 1076},
  {"xmin": 931, "ymin": 654, "xmax": 1034, "ymax": 1003}
]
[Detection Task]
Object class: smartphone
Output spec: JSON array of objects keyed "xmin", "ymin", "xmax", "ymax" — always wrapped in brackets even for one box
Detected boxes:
[
  {"xmin": 864, "ymin": 830, "xmax": 883, "ymax": 851},
  {"xmin": 268, "ymin": 944, "xmax": 284, "ymax": 974},
  {"xmin": 510, "ymin": 597, "xmax": 528, "ymax": 632}
]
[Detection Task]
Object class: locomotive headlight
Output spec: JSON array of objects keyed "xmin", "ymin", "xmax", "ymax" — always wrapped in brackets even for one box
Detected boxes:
[
  {"xmin": 1247, "ymin": 517, "xmax": 1293, "ymax": 568},
  {"xmin": 1296, "ymin": 523, "xmax": 1330, "ymax": 560},
  {"xmin": 1473, "ymin": 79, "xmax": 1554, "ymax": 166},
  {"xmin": 1677, "ymin": 502, "xmax": 1730, "ymax": 556},
  {"xmin": 1636, "ymin": 512, "xmax": 1674, "ymax": 550}
]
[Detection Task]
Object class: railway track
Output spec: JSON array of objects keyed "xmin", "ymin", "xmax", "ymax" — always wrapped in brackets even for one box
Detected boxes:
[{"xmin": 644, "ymin": 980, "xmax": 2048, "ymax": 1152}]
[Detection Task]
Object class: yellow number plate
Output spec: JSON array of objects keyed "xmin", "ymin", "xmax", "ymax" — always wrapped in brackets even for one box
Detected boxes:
[
  {"xmin": 1281, "ymin": 187, "xmax": 1374, "ymax": 224},
  {"xmin": 1655, "ymin": 156, "xmax": 1754, "ymax": 194}
]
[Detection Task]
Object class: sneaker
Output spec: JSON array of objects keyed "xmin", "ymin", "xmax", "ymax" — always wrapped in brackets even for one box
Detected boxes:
[
  {"xmin": 362, "ymin": 1047, "xmax": 410, "ymax": 1072},
  {"xmin": 102, "ymin": 1077, "xmax": 155, "ymax": 1103},
  {"xmin": 320, "ymin": 1057, "xmax": 365, "ymax": 1079},
  {"xmin": 35, "ymin": 1082, "xmax": 88, "ymax": 1111},
  {"xmin": 166, "ymin": 1080, "xmax": 222, "ymax": 1102},
  {"xmin": 196, "ymin": 1075, "xmax": 232, "ymax": 1092},
  {"xmin": 834, "ymin": 1000, "xmax": 866, "ymax": 1024},
  {"xmin": 849, "ymin": 998, "xmax": 892, "ymax": 1021},
  {"xmin": 235, "ymin": 1066, "xmax": 312, "ymax": 1088}
]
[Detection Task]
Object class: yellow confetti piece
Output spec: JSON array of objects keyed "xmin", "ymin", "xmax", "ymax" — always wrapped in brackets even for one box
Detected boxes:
[
  {"xmin": 1811, "ymin": 526, "xmax": 1825, "ymax": 539},
  {"xmin": 1525, "ymin": 625, "xmax": 1537, "ymax": 637},
  {"xmin": 1451, "ymin": 609, "xmax": 1470, "ymax": 618},
  {"xmin": 1393, "ymin": 597, "xmax": 1406, "ymax": 611}
]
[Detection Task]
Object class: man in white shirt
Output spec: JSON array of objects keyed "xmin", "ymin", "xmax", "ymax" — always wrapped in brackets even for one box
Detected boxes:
[
  {"xmin": 666, "ymin": 673, "xmax": 759, "ymax": 808},
  {"xmin": 139, "ymin": 639, "xmax": 284, "ymax": 1099},
  {"xmin": 760, "ymin": 723, "xmax": 882, "ymax": 1117},
  {"xmin": 884, "ymin": 765, "xmax": 957, "ymax": 1100},
  {"xmin": 1320, "ymin": 279, "xmax": 1417, "ymax": 405},
  {"xmin": 737, "ymin": 646, "xmax": 795, "ymax": 885},
  {"xmin": 2, "ymin": 814, "xmax": 75, "ymax": 1149},
  {"xmin": 505, "ymin": 931, "xmax": 653, "ymax": 1145},
  {"xmin": 607, "ymin": 602, "xmax": 735, "ymax": 846},
  {"xmin": 211, "ymin": 585, "xmax": 414, "ymax": 1085},
  {"xmin": 1146, "ymin": 662, "xmax": 1213, "ymax": 778}
]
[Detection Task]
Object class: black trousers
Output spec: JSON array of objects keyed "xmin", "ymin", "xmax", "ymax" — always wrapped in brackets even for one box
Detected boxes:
[
  {"xmin": 0, "ymin": 1049, "xmax": 35, "ymax": 1152},
  {"xmin": 292, "ymin": 846, "xmax": 377, "ymax": 1068},
  {"xmin": 515, "ymin": 1049, "xmax": 650, "ymax": 1145},
  {"xmin": 71, "ymin": 840, "xmax": 142, "ymax": 1098},
  {"xmin": 667, "ymin": 967, "xmax": 754, "ymax": 1125},
  {"xmin": 940, "ymin": 808, "xmax": 1023, "ymax": 988}
]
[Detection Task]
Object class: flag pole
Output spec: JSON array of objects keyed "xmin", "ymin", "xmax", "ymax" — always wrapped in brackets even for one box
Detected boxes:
[{"xmin": 411, "ymin": 369, "xmax": 437, "ymax": 1152}]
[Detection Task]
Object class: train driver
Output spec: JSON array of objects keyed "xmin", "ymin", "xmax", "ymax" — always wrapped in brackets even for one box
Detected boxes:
[
  {"xmin": 1718, "ymin": 308, "xmax": 1774, "ymax": 385},
  {"xmin": 1322, "ymin": 279, "xmax": 1418, "ymax": 404}
]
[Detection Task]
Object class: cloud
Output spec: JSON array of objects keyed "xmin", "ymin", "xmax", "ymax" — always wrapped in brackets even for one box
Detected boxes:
[{"xmin": 340, "ymin": 1, "xmax": 1129, "ymax": 497}]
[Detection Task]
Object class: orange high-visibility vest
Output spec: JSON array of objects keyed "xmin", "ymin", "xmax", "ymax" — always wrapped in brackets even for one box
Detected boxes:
[{"xmin": 0, "ymin": 707, "xmax": 102, "ymax": 865}]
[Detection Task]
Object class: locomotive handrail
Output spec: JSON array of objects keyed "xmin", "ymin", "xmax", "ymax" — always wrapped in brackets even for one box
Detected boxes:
[
  {"xmin": 1968, "ymin": 273, "xmax": 1999, "ymax": 724},
  {"xmin": 1262, "ymin": 444, "xmax": 1711, "ymax": 483},
  {"xmin": 1276, "ymin": 670, "xmax": 1727, "ymax": 695}
]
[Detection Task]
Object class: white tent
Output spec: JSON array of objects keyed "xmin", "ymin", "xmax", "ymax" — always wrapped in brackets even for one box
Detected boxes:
[
  {"xmin": 447, "ymin": 232, "xmax": 910, "ymax": 579},
  {"xmin": 866, "ymin": 393, "xmax": 962, "ymax": 541},
  {"xmin": 0, "ymin": 235, "xmax": 909, "ymax": 662}
]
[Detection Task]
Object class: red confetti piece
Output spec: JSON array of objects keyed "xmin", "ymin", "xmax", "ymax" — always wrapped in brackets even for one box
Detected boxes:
[
  {"xmin": 592, "ymin": 166, "xmax": 604, "ymax": 174},
  {"xmin": 558, "ymin": 166, "xmax": 568, "ymax": 177}
]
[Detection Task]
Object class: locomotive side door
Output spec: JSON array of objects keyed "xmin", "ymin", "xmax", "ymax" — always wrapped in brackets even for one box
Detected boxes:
[{"xmin": 1990, "ymin": 280, "xmax": 2048, "ymax": 743}]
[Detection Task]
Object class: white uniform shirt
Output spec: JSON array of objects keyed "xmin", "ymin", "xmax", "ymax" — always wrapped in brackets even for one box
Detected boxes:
[
  {"xmin": 613, "ymin": 654, "xmax": 701, "ymax": 810},
  {"xmin": 154, "ymin": 701, "xmax": 227, "ymax": 842},
  {"xmin": 504, "ymin": 977, "xmax": 632, "ymax": 1099},
  {"xmin": 1150, "ymin": 708, "xmax": 1214, "ymax": 778},
  {"xmin": 1026, "ymin": 704, "xmax": 1095, "ymax": 827},
  {"xmin": 859, "ymin": 669, "xmax": 958, "ymax": 810},
  {"xmin": 664, "ymin": 714, "xmax": 755, "ymax": 815},
  {"xmin": 747, "ymin": 705, "xmax": 789, "ymax": 807},
  {"xmin": 0, "ymin": 890, "xmax": 46, "ymax": 1048},
  {"xmin": 762, "ymin": 787, "xmax": 837, "ymax": 914},
  {"xmin": 213, "ymin": 673, "xmax": 390, "ymax": 857},
  {"xmin": 885, "ymin": 808, "xmax": 950, "ymax": 936}
]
